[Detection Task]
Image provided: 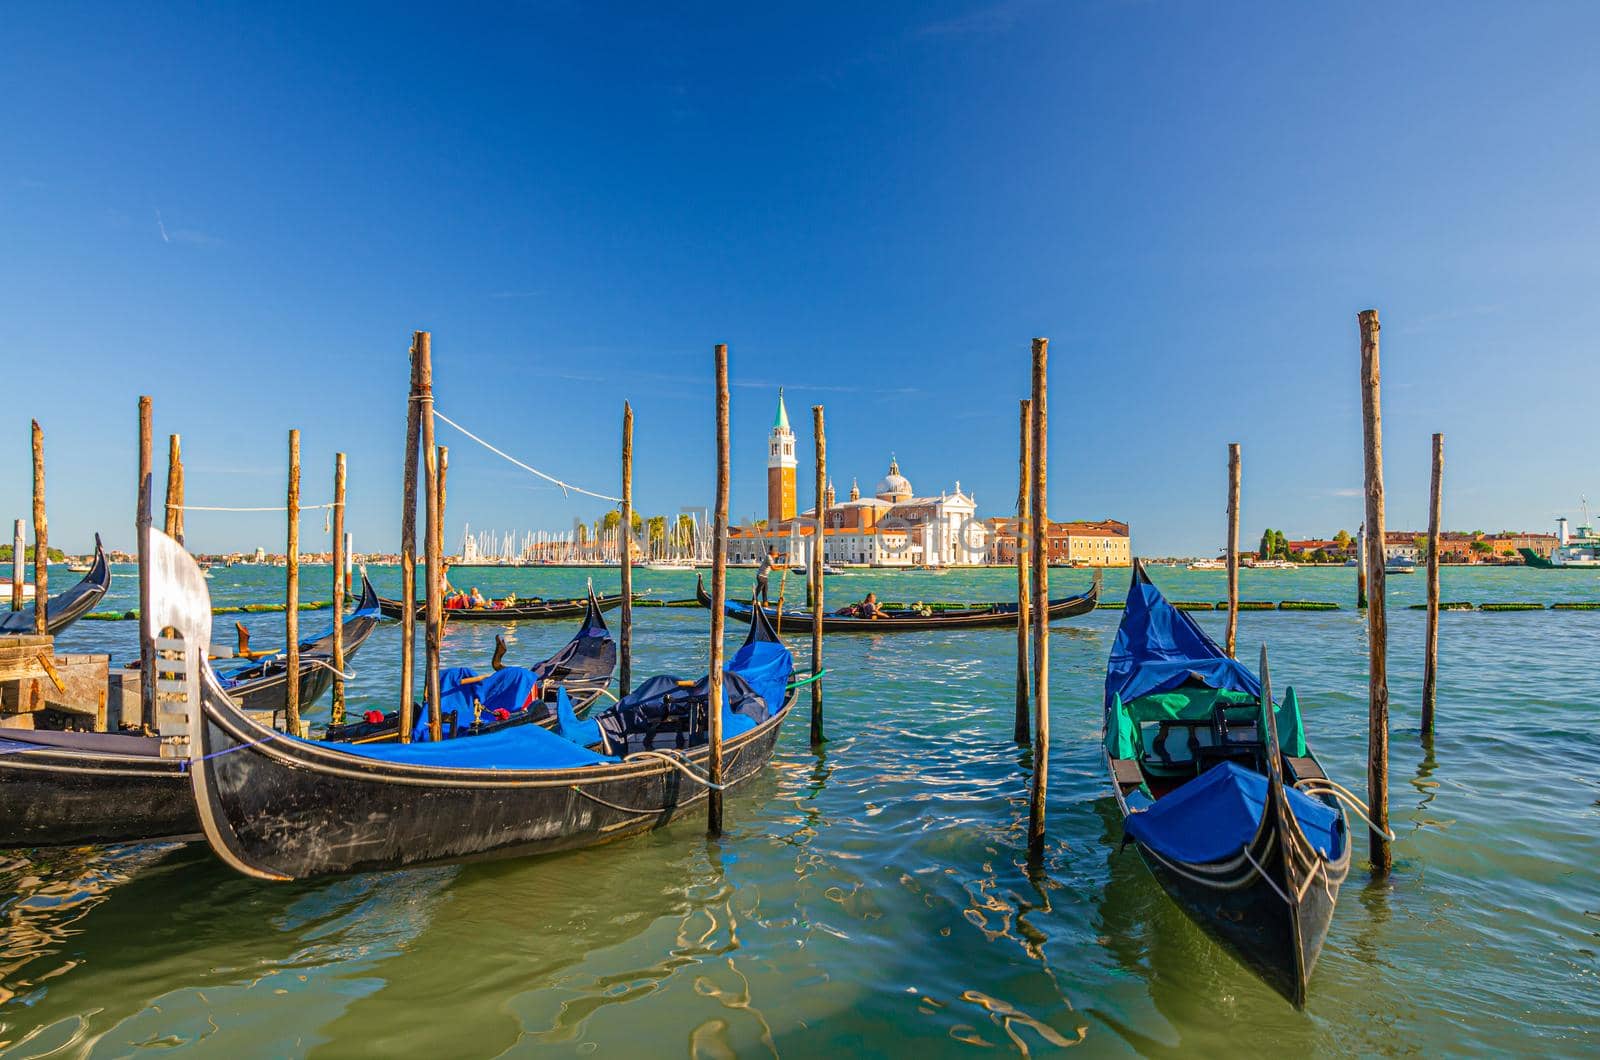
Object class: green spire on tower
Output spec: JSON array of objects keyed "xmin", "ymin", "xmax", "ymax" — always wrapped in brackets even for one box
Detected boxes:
[{"xmin": 774, "ymin": 387, "xmax": 791, "ymax": 430}]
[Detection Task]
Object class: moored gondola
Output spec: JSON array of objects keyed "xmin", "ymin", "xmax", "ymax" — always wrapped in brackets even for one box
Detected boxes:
[
  {"xmin": 0, "ymin": 571, "xmax": 376, "ymax": 848},
  {"xmin": 1102, "ymin": 561, "xmax": 1379, "ymax": 1007},
  {"xmin": 323, "ymin": 586, "xmax": 617, "ymax": 743},
  {"xmin": 695, "ymin": 570, "xmax": 1099, "ymax": 632},
  {"xmin": 145, "ymin": 530, "xmax": 799, "ymax": 880},
  {"xmin": 376, "ymin": 590, "xmax": 635, "ymax": 622},
  {"xmin": 0, "ymin": 534, "xmax": 112, "ymax": 635},
  {"xmin": 214, "ymin": 572, "xmax": 382, "ymax": 717}
]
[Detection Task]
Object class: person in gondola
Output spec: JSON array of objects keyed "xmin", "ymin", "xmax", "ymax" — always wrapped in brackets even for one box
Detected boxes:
[
  {"xmin": 468, "ymin": 587, "xmax": 486, "ymax": 608},
  {"xmin": 755, "ymin": 547, "xmax": 777, "ymax": 604},
  {"xmin": 839, "ymin": 591, "xmax": 888, "ymax": 619}
]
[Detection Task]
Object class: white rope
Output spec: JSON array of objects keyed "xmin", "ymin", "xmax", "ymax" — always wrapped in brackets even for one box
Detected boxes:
[
  {"xmin": 1240, "ymin": 844, "xmax": 1296, "ymax": 906},
  {"xmin": 170, "ymin": 502, "xmax": 339, "ymax": 512},
  {"xmin": 622, "ymin": 748, "xmax": 729, "ymax": 790},
  {"xmin": 434, "ymin": 409, "xmax": 623, "ymax": 503},
  {"xmin": 1294, "ymin": 778, "xmax": 1397, "ymax": 841}
]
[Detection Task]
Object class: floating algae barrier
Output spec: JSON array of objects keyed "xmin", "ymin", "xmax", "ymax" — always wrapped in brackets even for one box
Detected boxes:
[
  {"xmin": 83, "ymin": 601, "xmax": 333, "ymax": 621},
  {"xmin": 1278, "ymin": 601, "xmax": 1340, "ymax": 610},
  {"xmin": 1551, "ymin": 601, "xmax": 1600, "ymax": 610},
  {"xmin": 1478, "ymin": 602, "xmax": 1545, "ymax": 612},
  {"xmin": 1407, "ymin": 601, "xmax": 1474, "ymax": 611}
]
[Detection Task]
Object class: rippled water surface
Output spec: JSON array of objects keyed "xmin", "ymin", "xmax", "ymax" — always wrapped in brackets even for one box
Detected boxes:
[{"xmin": 3, "ymin": 563, "xmax": 1598, "ymax": 1055}]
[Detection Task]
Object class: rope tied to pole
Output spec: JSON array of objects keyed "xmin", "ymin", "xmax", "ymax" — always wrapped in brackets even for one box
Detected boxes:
[{"xmin": 434, "ymin": 408, "xmax": 624, "ymax": 503}]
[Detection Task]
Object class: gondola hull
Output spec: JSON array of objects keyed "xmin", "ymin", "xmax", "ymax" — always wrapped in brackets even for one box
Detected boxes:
[
  {"xmin": 190, "ymin": 679, "xmax": 795, "ymax": 879},
  {"xmin": 377, "ymin": 593, "xmax": 630, "ymax": 622},
  {"xmin": 0, "ymin": 731, "xmax": 198, "ymax": 846},
  {"xmin": 0, "ymin": 535, "xmax": 112, "ymax": 636},
  {"xmin": 695, "ymin": 573, "xmax": 1099, "ymax": 632},
  {"xmin": 1122, "ymin": 781, "xmax": 1346, "ymax": 1008}
]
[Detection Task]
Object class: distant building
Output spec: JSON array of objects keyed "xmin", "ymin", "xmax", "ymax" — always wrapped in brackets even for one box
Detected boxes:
[
  {"xmin": 984, "ymin": 518, "xmax": 1131, "ymax": 567},
  {"xmin": 729, "ymin": 392, "xmax": 987, "ymax": 567}
]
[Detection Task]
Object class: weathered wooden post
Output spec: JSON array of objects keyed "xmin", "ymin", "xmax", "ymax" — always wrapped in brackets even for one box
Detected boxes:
[
  {"xmin": 164, "ymin": 434, "xmax": 185, "ymax": 544},
  {"xmin": 1028, "ymin": 338, "xmax": 1050, "ymax": 862},
  {"xmin": 1422, "ymin": 432, "xmax": 1443, "ymax": 739},
  {"xmin": 331, "ymin": 452, "xmax": 347, "ymax": 725},
  {"xmin": 1358, "ymin": 309, "xmax": 1392, "ymax": 874},
  {"xmin": 344, "ymin": 531, "xmax": 354, "ymax": 593},
  {"xmin": 398, "ymin": 333, "xmax": 424, "ymax": 742},
  {"xmin": 620, "ymin": 402, "xmax": 634, "ymax": 695},
  {"xmin": 708, "ymin": 343, "xmax": 730, "ymax": 836},
  {"xmin": 137, "ymin": 398, "xmax": 154, "ymax": 727},
  {"xmin": 10, "ymin": 519, "xmax": 22, "ymax": 612},
  {"xmin": 1356, "ymin": 525, "xmax": 1368, "ymax": 610},
  {"xmin": 419, "ymin": 343, "xmax": 443, "ymax": 742},
  {"xmin": 285, "ymin": 429, "xmax": 301, "ymax": 735},
  {"xmin": 1225, "ymin": 443, "xmax": 1241, "ymax": 658},
  {"xmin": 31, "ymin": 421, "xmax": 47, "ymax": 637},
  {"xmin": 811, "ymin": 403, "xmax": 826, "ymax": 745},
  {"xmin": 436, "ymin": 446, "xmax": 448, "ymax": 566},
  {"xmin": 1015, "ymin": 398, "xmax": 1032, "ymax": 744}
]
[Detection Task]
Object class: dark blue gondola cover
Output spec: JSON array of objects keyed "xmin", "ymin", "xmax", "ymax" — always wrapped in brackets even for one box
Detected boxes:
[
  {"xmin": 1105, "ymin": 565, "xmax": 1262, "ymax": 710},
  {"xmin": 1123, "ymin": 761, "xmax": 1344, "ymax": 863}
]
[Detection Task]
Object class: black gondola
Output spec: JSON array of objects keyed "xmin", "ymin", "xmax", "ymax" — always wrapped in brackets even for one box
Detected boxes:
[
  {"xmin": 143, "ymin": 530, "xmax": 797, "ymax": 880},
  {"xmin": 1103, "ymin": 561, "xmax": 1366, "ymax": 1007},
  {"xmin": 695, "ymin": 570, "xmax": 1099, "ymax": 632},
  {"xmin": 212, "ymin": 573, "xmax": 383, "ymax": 717},
  {"xmin": 0, "ymin": 534, "xmax": 112, "ymax": 635},
  {"xmin": 376, "ymin": 590, "xmax": 635, "ymax": 622},
  {"xmin": 323, "ymin": 586, "xmax": 617, "ymax": 743},
  {"xmin": 0, "ymin": 571, "xmax": 374, "ymax": 848}
]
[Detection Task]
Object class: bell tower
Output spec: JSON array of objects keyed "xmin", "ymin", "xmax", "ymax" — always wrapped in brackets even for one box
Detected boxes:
[{"xmin": 767, "ymin": 388, "xmax": 797, "ymax": 525}]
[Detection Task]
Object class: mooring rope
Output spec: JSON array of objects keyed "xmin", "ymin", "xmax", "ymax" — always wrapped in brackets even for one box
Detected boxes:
[
  {"xmin": 1240, "ymin": 844, "xmax": 1296, "ymax": 907},
  {"xmin": 434, "ymin": 409, "xmax": 623, "ymax": 503},
  {"xmin": 623, "ymin": 748, "xmax": 729, "ymax": 790},
  {"xmin": 180, "ymin": 728, "xmax": 283, "ymax": 771},
  {"xmin": 169, "ymin": 502, "xmax": 340, "ymax": 512},
  {"xmin": 1294, "ymin": 778, "xmax": 1397, "ymax": 840}
]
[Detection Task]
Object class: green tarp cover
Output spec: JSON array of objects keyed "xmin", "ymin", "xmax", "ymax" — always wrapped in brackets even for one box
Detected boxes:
[{"xmin": 1105, "ymin": 686, "xmax": 1307, "ymax": 759}]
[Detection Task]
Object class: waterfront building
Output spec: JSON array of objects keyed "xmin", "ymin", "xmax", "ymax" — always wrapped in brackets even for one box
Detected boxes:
[
  {"xmin": 728, "ymin": 393, "xmax": 987, "ymax": 567},
  {"xmin": 984, "ymin": 518, "xmax": 1132, "ymax": 567}
]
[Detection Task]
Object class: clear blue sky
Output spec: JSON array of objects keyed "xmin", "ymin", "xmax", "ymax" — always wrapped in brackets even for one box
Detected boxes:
[{"xmin": 6, "ymin": 2, "xmax": 1597, "ymax": 557}]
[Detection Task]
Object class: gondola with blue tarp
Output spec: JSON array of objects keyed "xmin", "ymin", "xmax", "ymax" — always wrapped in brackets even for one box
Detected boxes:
[
  {"xmin": 1103, "ymin": 560, "xmax": 1371, "ymax": 1008},
  {"xmin": 0, "ymin": 534, "xmax": 112, "ymax": 636},
  {"xmin": 151, "ymin": 531, "xmax": 802, "ymax": 879}
]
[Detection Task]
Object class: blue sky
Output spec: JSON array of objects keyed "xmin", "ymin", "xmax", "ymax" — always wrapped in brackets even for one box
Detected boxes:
[{"xmin": 5, "ymin": 1, "xmax": 1598, "ymax": 557}]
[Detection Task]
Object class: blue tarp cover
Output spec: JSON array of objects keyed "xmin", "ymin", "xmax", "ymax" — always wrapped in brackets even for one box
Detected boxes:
[
  {"xmin": 1105, "ymin": 568, "xmax": 1262, "ymax": 710},
  {"xmin": 308, "ymin": 718, "xmax": 616, "ymax": 770},
  {"xmin": 727, "ymin": 638, "xmax": 793, "ymax": 728},
  {"xmin": 556, "ymin": 685, "xmax": 602, "ymax": 746},
  {"xmin": 1124, "ymin": 761, "xmax": 1343, "ymax": 864}
]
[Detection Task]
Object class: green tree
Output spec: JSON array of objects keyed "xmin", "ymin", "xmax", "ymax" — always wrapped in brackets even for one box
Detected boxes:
[
  {"xmin": 647, "ymin": 515, "xmax": 667, "ymax": 553},
  {"xmin": 1258, "ymin": 528, "xmax": 1274, "ymax": 560},
  {"xmin": 1333, "ymin": 529, "xmax": 1352, "ymax": 550},
  {"xmin": 601, "ymin": 510, "xmax": 621, "ymax": 532},
  {"xmin": 0, "ymin": 545, "xmax": 66, "ymax": 563}
]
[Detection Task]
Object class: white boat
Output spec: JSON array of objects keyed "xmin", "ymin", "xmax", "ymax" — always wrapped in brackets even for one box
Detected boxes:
[
  {"xmin": 1522, "ymin": 510, "xmax": 1600, "ymax": 569},
  {"xmin": 1251, "ymin": 559, "xmax": 1299, "ymax": 570},
  {"xmin": 643, "ymin": 559, "xmax": 696, "ymax": 572},
  {"xmin": 1187, "ymin": 559, "xmax": 1226, "ymax": 571}
]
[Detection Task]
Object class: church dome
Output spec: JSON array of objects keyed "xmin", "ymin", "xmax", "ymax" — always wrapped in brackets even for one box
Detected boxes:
[{"xmin": 875, "ymin": 456, "xmax": 912, "ymax": 500}]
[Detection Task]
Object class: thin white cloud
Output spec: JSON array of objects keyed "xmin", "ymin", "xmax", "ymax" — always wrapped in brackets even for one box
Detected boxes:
[{"xmin": 156, "ymin": 209, "xmax": 170, "ymax": 243}]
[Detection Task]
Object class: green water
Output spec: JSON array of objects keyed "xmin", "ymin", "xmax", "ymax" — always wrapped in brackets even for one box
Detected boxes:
[{"xmin": 2, "ymin": 563, "xmax": 1598, "ymax": 1056}]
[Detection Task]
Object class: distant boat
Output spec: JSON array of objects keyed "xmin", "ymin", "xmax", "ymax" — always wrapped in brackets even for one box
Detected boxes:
[
  {"xmin": 1251, "ymin": 559, "xmax": 1299, "ymax": 571},
  {"xmin": 643, "ymin": 559, "xmax": 696, "ymax": 572},
  {"xmin": 1521, "ymin": 511, "xmax": 1600, "ymax": 569},
  {"xmin": 1188, "ymin": 559, "xmax": 1226, "ymax": 571}
]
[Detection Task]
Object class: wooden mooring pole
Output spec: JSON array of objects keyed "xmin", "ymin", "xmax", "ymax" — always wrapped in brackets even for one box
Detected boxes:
[
  {"xmin": 1015, "ymin": 398, "xmax": 1032, "ymax": 744},
  {"xmin": 31, "ymin": 421, "xmax": 47, "ymax": 637},
  {"xmin": 1225, "ymin": 443, "xmax": 1241, "ymax": 658},
  {"xmin": 1027, "ymin": 338, "xmax": 1049, "ymax": 863},
  {"xmin": 620, "ymin": 402, "xmax": 633, "ymax": 696},
  {"xmin": 137, "ymin": 398, "xmax": 154, "ymax": 727},
  {"xmin": 1358, "ymin": 309, "xmax": 1392, "ymax": 875},
  {"xmin": 1422, "ymin": 432, "xmax": 1443, "ymax": 739},
  {"xmin": 1357, "ymin": 526, "xmax": 1368, "ymax": 610},
  {"xmin": 331, "ymin": 452, "xmax": 347, "ymax": 726},
  {"xmin": 399, "ymin": 334, "xmax": 424, "ymax": 742},
  {"xmin": 10, "ymin": 519, "xmax": 22, "ymax": 612},
  {"xmin": 811, "ymin": 403, "xmax": 826, "ymax": 745},
  {"xmin": 285, "ymin": 430, "xmax": 301, "ymax": 736},
  {"xmin": 420, "ymin": 346, "xmax": 442, "ymax": 743},
  {"xmin": 708, "ymin": 343, "xmax": 730, "ymax": 836},
  {"xmin": 164, "ymin": 434, "xmax": 185, "ymax": 544}
]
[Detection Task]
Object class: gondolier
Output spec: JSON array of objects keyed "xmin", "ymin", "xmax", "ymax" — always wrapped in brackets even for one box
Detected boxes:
[{"xmin": 755, "ymin": 547, "xmax": 778, "ymax": 604}]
